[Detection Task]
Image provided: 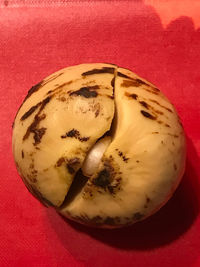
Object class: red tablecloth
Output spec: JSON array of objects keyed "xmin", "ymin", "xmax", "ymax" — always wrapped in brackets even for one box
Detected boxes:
[{"xmin": 1, "ymin": 1, "xmax": 200, "ymax": 266}]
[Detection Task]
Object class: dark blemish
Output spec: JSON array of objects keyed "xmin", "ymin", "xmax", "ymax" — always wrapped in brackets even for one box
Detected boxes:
[
  {"xmin": 106, "ymin": 116, "xmax": 111, "ymax": 121},
  {"xmin": 149, "ymin": 99, "xmax": 173, "ymax": 113},
  {"xmin": 152, "ymin": 132, "xmax": 159, "ymax": 134},
  {"xmin": 35, "ymin": 147, "xmax": 40, "ymax": 150},
  {"xmin": 61, "ymin": 129, "xmax": 89, "ymax": 142},
  {"xmin": 144, "ymin": 196, "xmax": 151, "ymax": 208},
  {"xmin": 107, "ymin": 95, "xmax": 114, "ymax": 99},
  {"xmin": 60, "ymin": 97, "xmax": 66, "ymax": 102},
  {"xmin": 24, "ymin": 82, "xmax": 43, "ymax": 102},
  {"xmin": 125, "ymin": 92, "xmax": 138, "ymax": 100},
  {"xmin": 21, "ymin": 150, "xmax": 24, "ymax": 159},
  {"xmin": 121, "ymin": 79, "xmax": 145, "ymax": 87},
  {"xmin": 23, "ymin": 96, "xmax": 51, "ymax": 144},
  {"xmin": 67, "ymin": 165, "xmax": 75, "ymax": 174},
  {"xmin": 20, "ymin": 102, "xmax": 41, "ymax": 121},
  {"xmin": 147, "ymin": 89, "xmax": 159, "ymax": 95},
  {"xmin": 140, "ymin": 110, "xmax": 156, "ymax": 120},
  {"xmin": 66, "ymin": 158, "xmax": 80, "ymax": 174},
  {"xmin": 82, "ymin": 67, "xmax": 115, "ymax": 76},
  {"xmin": 136, "ymin": 160, "xmax": 140, "ymax": 163},
  {"xmin": 165, "ymin": 124, "xmax": 170, "ymax": 128},
  {"xmin": 70, "ymin": 86, "xmax": 99, "ymax": 98},
  {"xmin": 33, "ymin": 127, "xmax": 47, "ymax": 145},
  {"xmin": 174, "ymin": 163, "xmax": 177, "ymax": 171},
  {"xmin": 23, "ymin": 114, "xmax": 46, "ymax": 142},
  {"xmin": 168, "ymin": 133, "xmax": 179, "ymax": 138},
  {"xmin": 153, "ymin": 109, "xmax": 163, "ymax": 115},
  {"xmin": 95, "ymin": 108, "xmax": 100, "ymax": 117},
  {"xmin": 139, "ymin": 101, "xmax": 149, "ymax": 109},
  {"xmin": 161, "ymin": 140, "xmax": 164, "ymax": 144},
  {"xmin": 118, "ymin": 72, "xmax": 134, "ymax": 80},
  {"xmin": 172, "ymin": 141, "xmax": 175, "ymax": 146},
  {"xmin": 117, "ymin": 150, "xmax": 129, "ymax": 163},
  {"xmin": 133, "ymin": 212, "xmax": 144, "ymax": 221},
  {"xmin": 46, "ymin": 80, "xmax": 73, "ymax": 96},
  {"xmin": 111, "ymin": 77, "xmax": 115, "ymax": 88},
  {"xmin": 146, "ymin": 196, "xmax": 151, "ymax": 203},
  {"xmin": 93, "ymin": 169, "xmax": 110, "ymax": 188},
  {"xmin": 47, "ymin": 90, "xmax": 53, "ymax": 95},
  {"xmin": 102, "ymin": 62, "xmax": 117, "ymax": 66},
  {"xmin": 157, "ymin": 120, "xmax": 162, "ymax": 124},
  {"xmin": 56, "ymin": 157, "xmax": 65, "ymax": 167}
]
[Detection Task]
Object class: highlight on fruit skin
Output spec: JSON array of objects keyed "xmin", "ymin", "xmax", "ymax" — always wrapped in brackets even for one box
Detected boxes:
[{"xmin": 12, "ymin": 63, "xmax": 186, "ymax": 228}]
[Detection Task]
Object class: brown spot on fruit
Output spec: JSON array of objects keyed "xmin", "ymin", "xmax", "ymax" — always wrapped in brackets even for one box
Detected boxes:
[
  {"xmin": 93, "ymin": 169, "xmax": 111, "ymax": 188},
  {"xmin": 20, "ymin": 102, "xmax": 41, "ymax": 121},
  {"xmin": 24, "ymin": 82, "xmax": 43, "ymax": 102},
  {"xmin": 121, "ymin": 79, "xmax": 145, "ymax": 87},
  {"xmin": 32, "ymin": 127, "xmax": 47, "ymax": 145},
  {"xmin": 82, "ymin": 67, "xmax": 115, "ymax": 76},
  {"xmin": 125, "ymin": 92, "xmax": 138, "ymax": 99},
  {"xmin": 174, "ymin": 163, "xmax": 177, "ymax": 171},
  {"xmin": 139, "ymin": 101, "xmax": 149, "ymax": 109},
  {"xmin": 70, "ymin": 86, "xmax": 99, "ymax": 98},
  {"xmin": 23, "ymin": 96, "xmax": 51, "ymax": 143},
  {"xmin": 140, "ymin": 110, "xmax": 156, "ymax": 120},
  {"xmin": 118, "ymin": 72, "xmax": 134, "ymax": 80},
  {"xmin": 21, "ymin": 150, "xmax": 24, "ymax": 159},
  {"xmin": 116, "ymin": 149, "xmax": 129, "ymax": 163},
  {"xmin": 111, "ymin": 76, "xmax": 115, "ymax": 88},
  {"xmin": 149, "ymin": 99, "xmax": 173, "ymax": 113},
  {"xmin": 66, "ymin": 158, "xmax": 80, "ymax": 174},
  {"xmin": 144, "ymin": 196, "xmax": 151, "ymax": 208},
  {"xmin": 56, "ymin": 157, "xmax": 65, "ymax": 167},
  {"xmin": 61, "ymin": 129, "xmax": 89, "ymax": 142}
]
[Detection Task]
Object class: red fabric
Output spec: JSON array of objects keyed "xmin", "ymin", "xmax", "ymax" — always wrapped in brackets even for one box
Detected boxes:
[{"xmin": 1, "ymin": 1, "xmax": 200, "ymax": 267}]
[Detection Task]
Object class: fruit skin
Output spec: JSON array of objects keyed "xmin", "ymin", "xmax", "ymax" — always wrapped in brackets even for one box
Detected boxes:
[
  {"xmin": 12, "ymin": 63, "xmax": 115, "ymax": 207},
  {"xmin": 12, "ymin": 64, "xmax": 186, "ymax": 228}
]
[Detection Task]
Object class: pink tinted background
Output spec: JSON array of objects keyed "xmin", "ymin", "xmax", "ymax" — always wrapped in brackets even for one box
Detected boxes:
[{"xmin": 0, "ymin": 1, "xmax": 200, "ymax": 266}]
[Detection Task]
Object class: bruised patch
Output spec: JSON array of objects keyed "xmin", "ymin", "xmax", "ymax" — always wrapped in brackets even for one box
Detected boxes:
[
  {"xmin": 70, "ymin": 86, "xmax": 99, "ymax": 98},
  {"xmin": 82, "ymin": 67, "xmax": 115, "ymax": 76},
  {"xmin": 140, "ymin": 110, "xmax": 156, "ymax": 120},
  {"xmin": 93, "ymin": 169, "xmax": 111, "ymax": 188},
  {"xmin": 61, "ymin": 129, "xmax": 89, "ymax": 142},
  {"xmin": 111, "ymin": 76, "xmax": 115, "ymax": 88},
  {"xmin": 90, "ymin": 158, "xmax": 122, "ymax": 195},
  {"xmin": 21, "ymin": 150, "xmax": 24, "ymax": 159}
]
